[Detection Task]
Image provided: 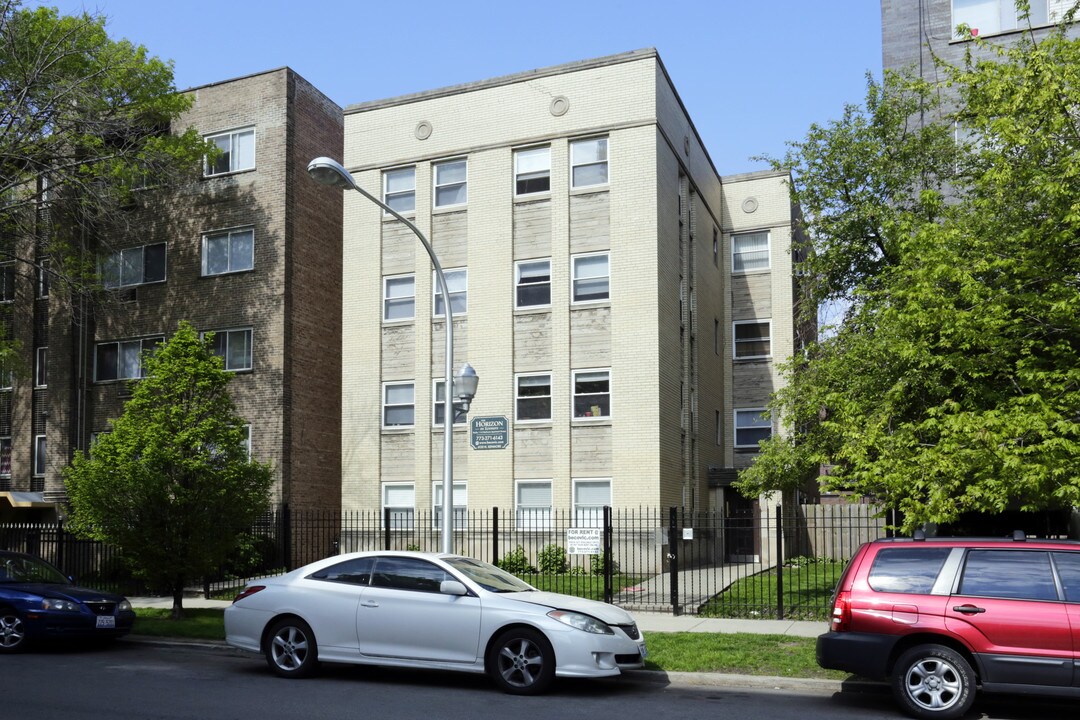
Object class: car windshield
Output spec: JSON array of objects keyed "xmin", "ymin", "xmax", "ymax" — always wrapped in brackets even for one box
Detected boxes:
[
  {"xmin": 445, "ymin": 556, "xmax": 535, "ymax": 593},
  {"xmin": 1, "ymin": 555, "xmax": 70, "ymax": 584}
]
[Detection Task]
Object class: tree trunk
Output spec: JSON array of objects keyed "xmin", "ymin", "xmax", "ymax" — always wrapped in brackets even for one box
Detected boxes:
[{"xmin": 171, "ymin": 578, "xmax": 185, "ymax": 620}]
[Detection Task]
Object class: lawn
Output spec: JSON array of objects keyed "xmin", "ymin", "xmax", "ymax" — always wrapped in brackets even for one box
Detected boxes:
[{"xmin": 698, "ymin": 560, "xmax": 845, "ymax": 621}]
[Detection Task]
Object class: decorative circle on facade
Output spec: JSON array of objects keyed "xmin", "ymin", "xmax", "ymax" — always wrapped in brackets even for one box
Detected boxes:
[
  {"xmin": 742, "ymin": 197, "xmax": 759, "ymax": 214},
  {"xmin": 549, "ymin": 96, "xmax": 570, "ymax": 117},
  {"xmin": 684, "ymin": 136, "xmax": 690, "ymax": 156},
  {"xmin": 415, "ymin": 121, "xmax": 433, "ymax": 140}
]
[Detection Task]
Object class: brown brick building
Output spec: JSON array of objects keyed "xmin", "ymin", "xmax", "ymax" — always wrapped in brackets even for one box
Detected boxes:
[{"xmin": 0, "ymin": 68, "xmax": 343, "ymax": 519}]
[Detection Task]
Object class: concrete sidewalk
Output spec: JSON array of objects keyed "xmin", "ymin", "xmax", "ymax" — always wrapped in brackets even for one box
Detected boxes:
[{"xmin": 129, "ymin": 596, "xmax": 827, "ymax": 638}]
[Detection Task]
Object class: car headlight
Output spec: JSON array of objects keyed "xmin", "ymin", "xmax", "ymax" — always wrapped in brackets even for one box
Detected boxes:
[
  {"xmin": 118, "ymin": 600, "xmax": 132, "ymax": 613},
  {"xmin": 42, "ymin": 598, "xmax": 80, "ymax": 612},
  {"xmin": 547, "ymin": 610, "xmax": 614, "ymax": 634}
]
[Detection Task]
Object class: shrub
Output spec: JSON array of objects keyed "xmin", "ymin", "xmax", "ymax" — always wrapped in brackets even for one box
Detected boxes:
[
  {"xmin": 590, "ymin": 551, "xmax": 620, "ymax": 576},
  {"xmin": 497, "ymin": 545, "xmax": 535, "ymax": 574},
  {"xmin": 537, "ymin": 544, "xmax": 568, "ymax": 574}
]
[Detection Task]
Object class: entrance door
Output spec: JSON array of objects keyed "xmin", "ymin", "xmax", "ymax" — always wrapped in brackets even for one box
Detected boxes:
[{"xmin": 724, "ymin": 489, "xmax": 758, "ymax": 562}]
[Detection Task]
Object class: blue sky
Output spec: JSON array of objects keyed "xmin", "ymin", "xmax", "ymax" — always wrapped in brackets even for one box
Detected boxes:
[{"xmin": 35, "ymin": 1, "xmax": 883, "ymax": 175}]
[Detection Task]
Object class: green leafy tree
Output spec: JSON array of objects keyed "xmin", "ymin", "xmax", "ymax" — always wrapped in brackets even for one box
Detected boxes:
[
  {"xmin": 0, "ymin": 1, "xmax": 208, "ymax": 315},
  {"xmin": 739, "ymin": 23, "xmax": 1080, "ymax": 531},
  {"xmin": 64, "ymin": 322, "xmax": 274, "ymax": 618}
]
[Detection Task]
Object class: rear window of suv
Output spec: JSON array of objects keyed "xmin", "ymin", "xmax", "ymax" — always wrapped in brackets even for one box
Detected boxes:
[{"xmin": 868, "ymin": 547, "xmax": 952, "ymax": 594}]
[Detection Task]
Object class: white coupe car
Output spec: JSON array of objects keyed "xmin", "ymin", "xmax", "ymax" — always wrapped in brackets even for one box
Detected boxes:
[{"xmin": 224, "ymin": 551, "xmax": 646, "ymax": 694}]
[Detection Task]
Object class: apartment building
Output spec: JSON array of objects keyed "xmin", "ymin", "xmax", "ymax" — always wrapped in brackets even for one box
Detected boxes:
[
  {"xmin": 0, "ymin": 68, "xmax": 344, "ymax": 520},
  {"xmin": 335, "ymin": 49, "xmax": 806, "ymax": 534}
]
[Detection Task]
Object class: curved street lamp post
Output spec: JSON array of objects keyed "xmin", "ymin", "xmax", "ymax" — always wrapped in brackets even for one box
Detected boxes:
[{"xmin": 307, "ymin": 156, "xmax": 477, "ymax": 554}]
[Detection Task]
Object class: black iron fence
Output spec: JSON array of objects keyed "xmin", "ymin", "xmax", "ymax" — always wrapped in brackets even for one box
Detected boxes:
[{"xmin": 1, "ymin": 504, "xmax": 890, "ymax": 619}]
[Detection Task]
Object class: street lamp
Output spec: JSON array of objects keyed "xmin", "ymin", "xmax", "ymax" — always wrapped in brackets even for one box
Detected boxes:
[{"xmin": 307, "ymin": 156, "xmax": 477, "ymax": 554}]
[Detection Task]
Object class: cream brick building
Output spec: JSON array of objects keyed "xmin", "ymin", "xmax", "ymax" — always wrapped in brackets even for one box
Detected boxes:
[{"xmin": 336, "ymin": 49, "xmax": 806, "ymax": 536}]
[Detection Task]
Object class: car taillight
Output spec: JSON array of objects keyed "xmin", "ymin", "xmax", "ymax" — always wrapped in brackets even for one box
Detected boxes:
[
  {"xmin": 831, "ymin": 590, "xmax": 852, "ymax": 632},
  {"xmin": 233, "ymin": 585, "xmax": 266, "ymax": 603}
]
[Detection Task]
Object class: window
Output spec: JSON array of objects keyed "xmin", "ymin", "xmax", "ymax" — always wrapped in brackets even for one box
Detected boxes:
[
  {"xmin": 383, "ymin": 274, "xmax": 415, "ymax": 321},
  {"xmin": 432, "ymin": 380, "xmax": 467, "ymax": 426},
  {"xmin": 433, "ymin": 268, "xmax": 467, "ymax": 317},
  {"xmin": 309, "ymin": 556, "xmax": 374, "ymax": 585},
  {"xmin": 571, "ymin": 253, "xmax": 609, "ymax": 303},
  {"xmin": 516, "ymin": 373, "xmax": 552, "ymax": 422},
  {"xmin": 732, "ymin": 231, "xmax": 770, "ymax": 272},
  {"xmin": 515, "ymin": 259, "xmax": 551, "ymax": 308},
  {"xmin": 383, "ymin": 167, "xmax": 416, "ymax": 214},
  {"xmin": 202, "ymin": 228, "xmax": 253, "ymax": 276},
  {"xmin": 573, "ymin": 369, "xmax": 610, "ymax": 419},
  {"xmin": 734, "ymin": 321, "xmax": 772, "ymax": 359},
  {"xmin": 959, "ymin": 550, "xmax": 1058, "ymax": 601},
  {"xmin": 1053, "ymin": 552, "xmax": 1080, "ymax": 602},
  {"xmin": 240, "ymin": 425, "xmax": 252, "ymax": 460},
  {"xmin": 34, "ymin": 347, "xmax": 47, "ymax": 388},
  {"xmin": 713, "ymin": 227, "xmax": 719, "ymax": 266},
  {"xmin": 0, "ymin": 263, "xmax": 14, "ymax": 302},
  {"xmin": 37, "ymin": 260, "xmax": 49, "ymax": 298},
  {"xmin": 434, "ymin": 159, "xmax": 467, "ymax": 208},
  {"xmin": 951, "ymin": 0, "xmax": 1066, "ymax": 38},
  {"xmin": 382, "ymin": 483, "xmax": 414, "ymax": 530},
  {"xmin": 94, "ymin": 337, "xmax": 162, "ymax": 382},
  {"xmin": 371, "ymin": 556, "xmax": 453, "ymax": 592},
  {"xmin": 383, "ymin": 382, "xmax": 415, "ymax": 427},
  {"xmin": 0, "ymin": 437, "xmax": 10, "ymax": 477},
  {"xmin": 571, "ymin": 137, "xmax": 609, "ymax": 188},
  {"xmin": 33, "ymin": 434, "xmax": 45, "ymax": 476},
  {"xmin": 516, "ymin": 481, "xmax": 552, "ymax": 530},
  {"xmin": 867, "ymin": 548, "xmax": 953, "ymax": 594},
  {"xmin": 100, "ymin": 243, "xmax": 167, "ymax": 290},
  {"xmin": 735, "ymin": 408, "xmax": 772, "ymax": 449},
  {"xmin": 205, "ymin": 127, "xmax": 255, "ymax": 176},
  {"xmin": 574, "ymin": 479, "xmax": 611, "ymax": 528},
  {"xmin": 433, "ymin": 481, "xmax": 467, "ymax": 530},
  {"xmin": 515, "ymin": 146, "xmax": 551, "ymax": 195},
  {"xmin": 207, "ymin": 328, "xmax": 252, "ymax": 372}
]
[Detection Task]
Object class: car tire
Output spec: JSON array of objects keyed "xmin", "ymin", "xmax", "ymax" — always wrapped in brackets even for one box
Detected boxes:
[
  {"xmin": 488, "ymin": 627, "xmax": 556, "ymax": 695},
  {"xmin": 264, "ymin": 617, "xmax": 318, "ymax": 678},
  {"xmin": 892, "ymin": 644, "xmax": 976, "ymax": 720},
  {"xmin": 0, "ymin": 609, "xmax": 27, "ymax": 653}
]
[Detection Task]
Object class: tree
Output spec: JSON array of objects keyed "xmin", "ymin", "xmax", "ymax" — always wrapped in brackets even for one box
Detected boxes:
[
  {"xmin": 739, "ymin": 23, "xmax": 1080, "ymax": 531},
  {"xmin": 64, "ymin": 322, "xmax": 274, "ymax": 618},
  {"xmin": 0, "ymin": 1, "xmax": 207, "ymax": 317}
]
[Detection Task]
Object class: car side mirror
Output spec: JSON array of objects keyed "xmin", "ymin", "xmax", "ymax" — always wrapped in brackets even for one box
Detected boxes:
[{"xmin": 440, "ymin": 580, "xmax": 468, "ymax": 596}]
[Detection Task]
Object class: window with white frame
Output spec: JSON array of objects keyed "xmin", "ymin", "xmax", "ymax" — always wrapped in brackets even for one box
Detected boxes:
[
  {"xmin": 515, "ymin": 146, "xmax": 551, "ymax": 195},
  {"xmin": 433, "ymin": 268, "xmax": 467, "ymax": 317},
  {"xmin": 207, "ymin": 328, "xmax": 252, "ymax": 372},
  {"xmin": 94, "ymin": 337, "xmax": 162, "ymax": 382},
  {"xmin": 433, "ymin": 159, "xmax": 467, "ymax": 208},
  {"xmin": 732, "ymin": 231, "xmax": 770, "ymax": 272},
  {"xmin": 952, "ymin": 0, "xmax": 1069, "ymax": 38},
  {"xmin": 735, "ymin": 408, "xmax": 772, "ymax": 449},
  {"xmin": 432, "ymin": 380, "xmax": 467, "ymax": 427},
  {"xmin": 0, "ymin": 437, "xmax": 10, "ymax": 477},
  {"xmin": 202, "ymin": 228, "xmax": 253, "ymax": 276},
  {"xmin": 240, "ymin": 425, "xmax": 252, "ymax": 460},
  {"xmin": 734, "ymin": 320, "xmax": 772, "ymax": 359},
  {"xmin": 516, "ymin": 480, "xmax": 552, "ymax": 530},
  {"xmin": 515, "ymin": 373, "xmax": 552, "ymax": 422},
  {"xmin": 101, "ymin": 243, "xmax": 167, "ymax": 289},
  {"xmin": 205, "ymin": 127, "xmax": 255, "ymax": 176},
  {"xmin": 383, "ymin": 274, "xmax": 415, "ymax": 321},
  {"xmin": 570, "ymin": 137, "xmax": 609, "ymax": 188},
  {"xmin": 515, "ymin": 259, "xmax": 551, "ymax": 308},
  {"xmin": 433, "ymin": 480, "xmax": 467, "ymax": 530},
  {"xmin": 0, "ymin": 263, "xmax": 14, "ymax": 302},
  {"xmin": 573, "ymin": 369, "xmax": 610, "ymax": 419},
  {"xmin": 383, "ymin": 483, "xmax": 415, "ymax": 530},
  {"xmin": 37, "ymin": 259, "xmax": 49, "ymax": 298},
  {"xmin": 574, "ymin": 478, "xmax": 611, "ymax": 528},
  {"xmin": 571, "ymin": 253, "xmax": 609, "ymax": 302},
  {"xmin": 34, "ymin": 347, "xmax": 46, "ymax": 388},
  {"xmin": 33, "ymin": 434, "xmax": 45, "ymax": 476},
  {"xmin": 383, "ymin": 382, "xmax": 415, "ymax": 427},
  {"xmin": 383, "ymin": 167, "xmax": 416, "ymax": 214}
]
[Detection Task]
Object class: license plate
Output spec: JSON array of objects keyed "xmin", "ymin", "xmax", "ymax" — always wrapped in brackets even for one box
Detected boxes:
[
  {"xmin": 96, "ymin": 615, "xmax": 116, "ymax": 629},
  {"xmin": 638, "ymin": 643, "xmax": 648, "ymax": 659}
]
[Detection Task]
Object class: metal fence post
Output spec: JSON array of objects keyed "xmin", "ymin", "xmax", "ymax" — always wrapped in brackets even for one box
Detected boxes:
[
  {"xmin": 492, "ymin": 506, "xmax": 499, "ymax": 564},
  {"xmin": 383, "ymin": 507, "xmax": 391, "ymax": 551},
  {"xmin": 669, "ymin": 507, "xmax": 680, "ymax": 616},
  {"xmin": 603, "ymin": 505, "xmax": 613, "ymax": 604},
  {"xmin": 776, "ymin": 504, "xmax": 784, "ymax": 620},
  {"xmin": 282, "ymin": 504, "xmax": 293, "ymax": 571}
]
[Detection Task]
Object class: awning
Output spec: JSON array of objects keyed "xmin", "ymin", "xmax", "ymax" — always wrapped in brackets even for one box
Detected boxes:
[{"xmin": 0, "ymin": 491, "xmax": 51, "ymax": 508}]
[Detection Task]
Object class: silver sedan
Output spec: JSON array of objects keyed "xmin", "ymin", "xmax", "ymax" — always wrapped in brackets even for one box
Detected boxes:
[{"xmin": 224, "ymin": 551, "xmax": 646, "ymax": 694}]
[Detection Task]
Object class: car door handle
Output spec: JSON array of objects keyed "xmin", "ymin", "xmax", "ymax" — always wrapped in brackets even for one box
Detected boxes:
[
  {"xmin": 360, "ymin": 600, "xmax": 379, "ymax": 608},
  {"xmin": 952, "ymin": 605, "xmax": 986, "ymax": 614}
]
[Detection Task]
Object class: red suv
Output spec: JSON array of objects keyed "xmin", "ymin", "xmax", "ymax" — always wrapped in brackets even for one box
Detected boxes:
[{"xmin": 817, "ymin": 532, "xmax": 1080, "ymax": 719}]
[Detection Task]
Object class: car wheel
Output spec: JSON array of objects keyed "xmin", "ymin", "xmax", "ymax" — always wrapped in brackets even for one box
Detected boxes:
[
  {"xmin": 892, "ymin": 644, "xmax": 976, "ymax": 720},
  {"xmin": 0, "ymin": 609, "xmax": 27, "ymax": 653},
  {"xmin": 488, "ymin": 627, "xmax": 556, "ymax": 695},
  {"xmin": 264, "ymin": 617, "xmax": 318, "ymax": 678}
]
